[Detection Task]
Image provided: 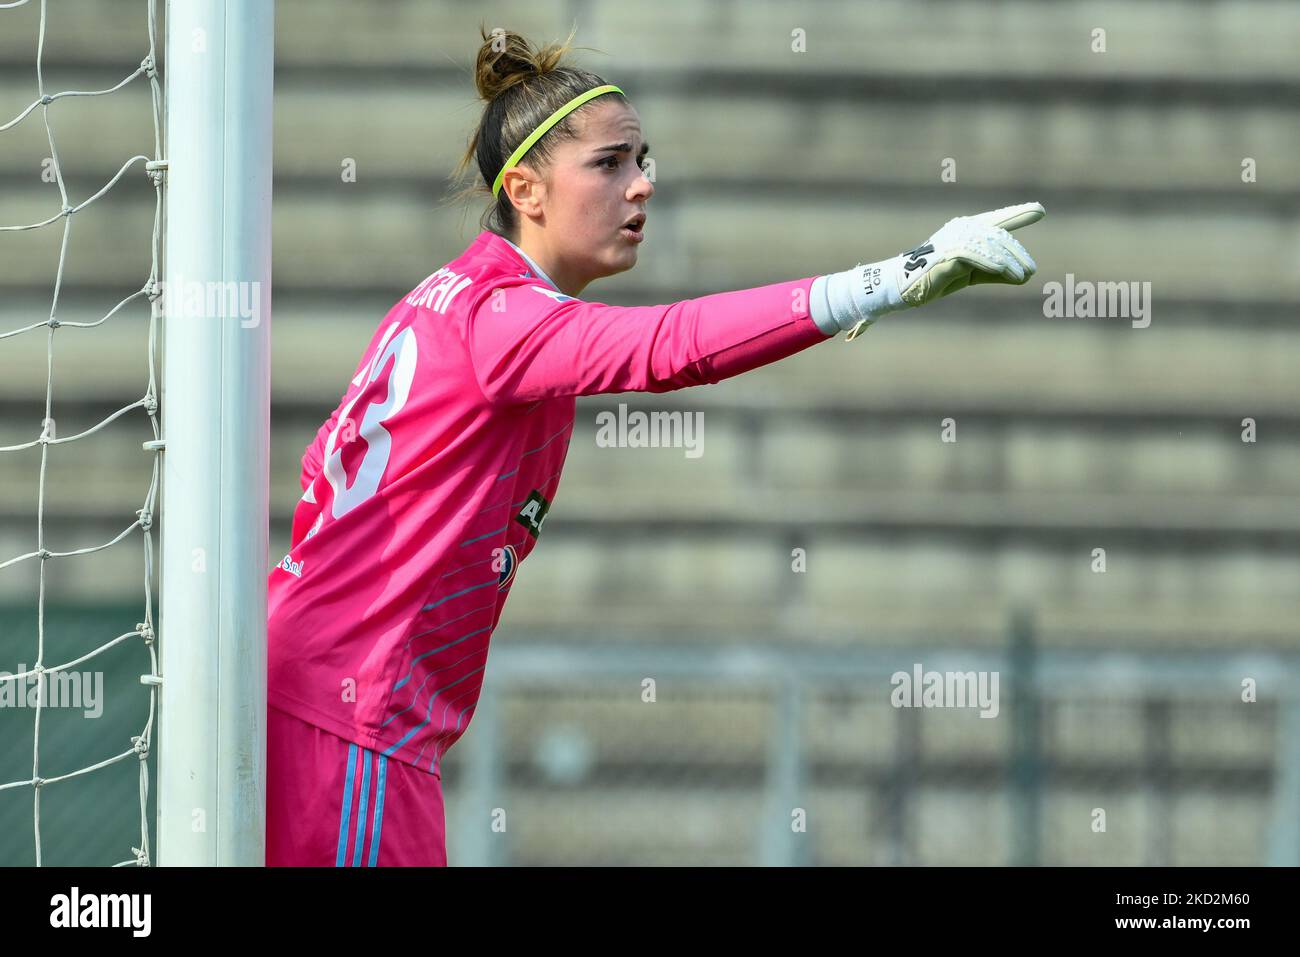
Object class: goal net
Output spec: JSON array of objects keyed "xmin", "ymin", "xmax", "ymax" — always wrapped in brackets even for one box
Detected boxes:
[{"xmin": 0, "ymin": 0, "xmax": 271, "ymax": 867}]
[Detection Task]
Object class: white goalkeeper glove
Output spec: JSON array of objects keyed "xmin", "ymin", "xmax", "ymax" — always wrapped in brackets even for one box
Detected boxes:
[{"xmin": 808, "ymin": 202, "xmax": 1046, "ymax": 340}]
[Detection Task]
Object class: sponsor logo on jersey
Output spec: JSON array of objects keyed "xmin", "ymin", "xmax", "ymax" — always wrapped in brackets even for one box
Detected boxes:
[
  {"xmin": 514, "ymin": 489, "xmax": 552, "ymax": 540},
  {"xmin": 497, "ymin": 544, "xmax": 518, "ymax": 589},
  {"xmin": 276, "ymin": 554, "xmax": 305, "ymax": 578}
]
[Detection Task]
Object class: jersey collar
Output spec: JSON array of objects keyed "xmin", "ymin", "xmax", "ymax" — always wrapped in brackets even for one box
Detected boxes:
[{"xmin": 495, "ymin": 234, "xmax": 564, "ymax": 295}]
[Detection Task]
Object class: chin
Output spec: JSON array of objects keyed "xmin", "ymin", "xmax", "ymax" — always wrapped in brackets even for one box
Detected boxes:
[{"xmin": 599, "ymin": 250, "xmax": 637, "ymax": 277}]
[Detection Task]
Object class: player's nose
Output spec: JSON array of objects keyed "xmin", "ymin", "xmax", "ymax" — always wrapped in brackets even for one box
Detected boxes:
[{"xmin": 630, "ymin": 169, "xmax": 653, "ymax": 201}]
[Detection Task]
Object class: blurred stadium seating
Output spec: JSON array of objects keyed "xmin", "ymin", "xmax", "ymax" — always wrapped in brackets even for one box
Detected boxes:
[{"xmin": 1, "ymin": 0, "xmax": 1297, "ymax": 865}]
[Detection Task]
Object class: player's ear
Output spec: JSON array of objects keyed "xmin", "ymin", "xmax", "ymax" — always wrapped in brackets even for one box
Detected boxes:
[{"xmin": 502, "ymin": 165, "xmax": 544, "ymax": 218}]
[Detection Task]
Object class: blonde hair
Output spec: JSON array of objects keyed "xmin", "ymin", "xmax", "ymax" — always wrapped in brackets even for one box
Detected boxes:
[{"xmin": 448, "ymin": 25, "xmax": 623, "ymax": 239}]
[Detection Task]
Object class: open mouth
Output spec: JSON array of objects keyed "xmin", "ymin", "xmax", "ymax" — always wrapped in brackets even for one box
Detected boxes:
[{"xmin": 620, "ymin": 214, "xmax": 645, "ymax": 241}]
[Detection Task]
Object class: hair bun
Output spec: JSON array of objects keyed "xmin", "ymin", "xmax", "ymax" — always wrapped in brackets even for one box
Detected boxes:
[{"xmin": 472, "ymin": 25, "xmax": 576, "ymax": 101}]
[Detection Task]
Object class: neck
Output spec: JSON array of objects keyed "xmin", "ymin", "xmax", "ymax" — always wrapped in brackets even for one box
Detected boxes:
[{"xmin": 506, "ymin": 228, "xmax": 590, "ymax": 298}]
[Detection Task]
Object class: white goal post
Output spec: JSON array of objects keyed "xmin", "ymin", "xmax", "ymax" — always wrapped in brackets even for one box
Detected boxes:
[{"xmin": 157, "ymin": 0, "xmax": 273, "ymax": 866}]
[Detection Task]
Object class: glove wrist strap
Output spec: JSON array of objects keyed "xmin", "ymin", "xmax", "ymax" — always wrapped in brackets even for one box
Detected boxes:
[{"xmin": 810, "ymin": 257, "xmax": 907, "ymax": 340}]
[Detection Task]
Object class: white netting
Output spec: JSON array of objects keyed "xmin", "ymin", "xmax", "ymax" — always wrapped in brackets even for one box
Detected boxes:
[{"xmin": 0, "ymin": 0, "xmax": 163, "ymax": 867}]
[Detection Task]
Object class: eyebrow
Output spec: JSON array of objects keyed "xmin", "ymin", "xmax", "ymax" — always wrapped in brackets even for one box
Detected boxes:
[{"xmin": 593, "ymin": 141, "xmax": 651, "ymax": 157}]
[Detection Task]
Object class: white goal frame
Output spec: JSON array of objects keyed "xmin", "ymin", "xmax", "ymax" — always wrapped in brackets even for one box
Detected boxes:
[{"xmin": 157, "ymin": 0, "xmax": 273, "ymax": 866}]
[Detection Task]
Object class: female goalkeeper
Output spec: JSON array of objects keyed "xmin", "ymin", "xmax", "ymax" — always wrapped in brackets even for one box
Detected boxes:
[{"xmin": 265, "ymin": 26, "xmax": 1044, "ymax": 866}]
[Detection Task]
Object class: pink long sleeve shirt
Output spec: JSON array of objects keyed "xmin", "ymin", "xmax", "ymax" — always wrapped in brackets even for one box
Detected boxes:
[{"xmin": 267, "ymin": 229, "xmax": 831, "ymax": 773}]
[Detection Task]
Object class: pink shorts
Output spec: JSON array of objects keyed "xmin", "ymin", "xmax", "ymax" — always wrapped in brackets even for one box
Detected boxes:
[{"xmin": 266, "ymin": 705, "xmax": 447, "ymax": 866}]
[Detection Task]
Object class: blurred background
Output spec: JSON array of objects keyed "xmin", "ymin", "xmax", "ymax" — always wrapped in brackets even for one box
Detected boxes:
[{"xmin": 2, "ymin": 0, "xmax": 1298, "ymax": 865}]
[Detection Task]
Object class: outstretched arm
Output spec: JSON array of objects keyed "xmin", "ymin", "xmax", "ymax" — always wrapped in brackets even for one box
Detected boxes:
[
  {"xmin": 466, "ymin": 275, "xmax": 831, "ymax": 405},
  {"xmin": 466, "ymin": 202, "xmax": 1046, "ymax": 406}
]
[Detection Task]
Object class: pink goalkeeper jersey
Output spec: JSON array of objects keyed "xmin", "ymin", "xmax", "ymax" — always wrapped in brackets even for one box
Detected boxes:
[{"xmin": 267, "ymin": 229, "xmax": 831, "ymax": 773}]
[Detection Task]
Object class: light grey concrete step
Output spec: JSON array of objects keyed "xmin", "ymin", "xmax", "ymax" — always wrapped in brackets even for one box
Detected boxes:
[
  {"xmin": 5, "ymin": 75, "xmax": 1296, "ymax": 198},
  {"xmin": 6, "ymin": 1, "xmax": 1295, "ymax": 83}
]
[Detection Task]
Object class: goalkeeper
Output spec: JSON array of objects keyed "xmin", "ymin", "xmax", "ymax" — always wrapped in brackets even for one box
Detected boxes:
[{"xmin": 265, "ymin": 24, "xmax": 1045, "ymax": 867}]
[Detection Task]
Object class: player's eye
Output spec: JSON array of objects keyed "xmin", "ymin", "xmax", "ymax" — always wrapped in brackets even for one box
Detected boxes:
[{"xmin": 599, "ymin": 154, "xmax": 649, "ymax": 172}]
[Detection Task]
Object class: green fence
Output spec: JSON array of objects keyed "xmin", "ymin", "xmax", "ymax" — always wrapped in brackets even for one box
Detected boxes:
[{"xmin": 0, "ymin": 603, "xmax": 156, "ymax": 866}]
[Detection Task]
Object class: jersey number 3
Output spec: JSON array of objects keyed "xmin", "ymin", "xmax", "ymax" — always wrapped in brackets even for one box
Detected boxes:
[{"xmin": 321, "ymin": 323, "xmax": 418, "ymax": 519}]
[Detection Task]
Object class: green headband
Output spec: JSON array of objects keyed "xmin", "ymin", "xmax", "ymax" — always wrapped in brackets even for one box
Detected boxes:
[{"xmin": 491, "ymin": 84, "xmax": 624, "ymax": 198}]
